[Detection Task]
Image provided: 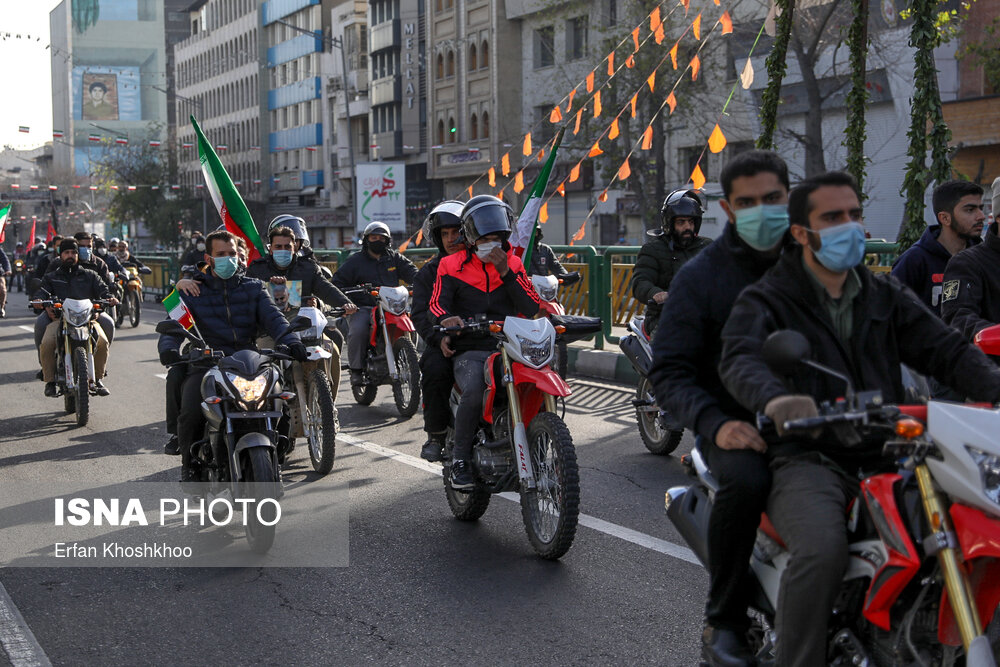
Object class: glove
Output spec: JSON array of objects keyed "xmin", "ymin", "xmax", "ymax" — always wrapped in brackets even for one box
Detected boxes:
[
  {"xmin": 764, "ymin": 394, "xmax": 820, "ymax": 438},
  {"xmin": 288, "ymin": 341, "xmax": 309, "ymax": 362},
  {"xmin": 159, "ymin": 349, "xmax": 182, "ymax": 366}
]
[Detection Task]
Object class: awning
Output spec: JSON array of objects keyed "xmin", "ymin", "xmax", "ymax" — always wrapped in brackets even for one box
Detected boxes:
[{"xmin": 299, "ymin": 186, "xmax": 320, "ymax": 196}]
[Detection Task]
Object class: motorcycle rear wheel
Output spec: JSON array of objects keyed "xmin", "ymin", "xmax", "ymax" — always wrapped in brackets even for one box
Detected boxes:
[
  {"xmin": 242, "ymin": 447, "xmax": 278, "ymax": 554},
  {"xmin": 636, "ymin": 377, "xmax": 683, "ymax": 455},
  {"xmin": 520, "ymin": 412, "xmax": 580, "ymax": 560},
  {"xmin": 390, "ymin": 337, "xmax": 421, "ymax": 419},
  {"xmin": 305, "ymin": 369, "xmax": 337, "ymax": 475},
  {"xmin": 73, "ymin": 347, "xmax": 89, "ymax": 428},
  {"xmin": 351, "ymin": 379, "xmax": 378, "ymax": 405},
  {"xmin": 127, "ymin": 290, "xmax": 141, "ymax": 328},
  {"xmin": 443, "ymin": 462, "xmax": 491, "ymax": 521}
]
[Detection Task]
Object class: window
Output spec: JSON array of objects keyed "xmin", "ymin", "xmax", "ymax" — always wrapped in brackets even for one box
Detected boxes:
[
  {"xmin": 437, "ymin": 120, "xmax": 445, "ymax": 145},
  {"xmin": 533, "ymin": 104, "xmax": 555, "ymax": 144},
  {"xmin": 436, "ymin": 54, "xmax": 444, "ymax": 80},
  {"xmin": 448, "ymin": 117, "xmax": 456, "ymax": 142},
  {"xmin": 470, "ymin": 113, "xmax": 478, "ymax": 140},
  {"xmin": 533, "ymin": 26, "xmax": 554, "ymax": 69},
  {"xmin": 566, "ymin": 16, "xmax": 588, "ymax": 61},
  {"xmin": 447, "ymin": 50, "xmax": 455, "ymax": 77},
  {"xmin": 482, "ymin": 110, "xmax": 490, "ymax": 138},
  {"xmin": 481, "ymin": 40, "xmax": 489, "ymax": 68},
  {"xmin": 468, "ymin": 44, "xmax": 477, "ymax": 71}
]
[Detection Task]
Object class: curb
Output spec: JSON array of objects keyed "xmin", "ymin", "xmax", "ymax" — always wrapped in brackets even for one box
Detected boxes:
[{"xmin": 566, "ymin": 345, "xmax": 639, "ymax": 386}]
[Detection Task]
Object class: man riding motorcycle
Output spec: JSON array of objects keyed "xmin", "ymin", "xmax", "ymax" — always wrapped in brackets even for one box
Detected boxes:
[
  {"xmin": 41, "ymin": 232, "xmax": 118, "ymax": 346},
  {"xmin": 718, "ymin": 171, "xmax": 1000, "ymax": 667},
  {"xmin": 648, "ymin": 150, "xmax": 791, "ymax": 666},
  {"xmin": 332, "ymin": 221, "xmax": 418, "ymax": 386},
  {"xmin": 412, "ymin": 200, "xmax": 465, "ymax": 462},
  {"xmin": 156, "ymin": 230, "xmax": 308, "ymax": 482},
  {"xmin": 631, "ymin": 189, "xmax": 712, "ymax": 335},
  {"xmin": 93, "ymin": 235, "xmax": 125, "ymax": 276},
  {"xmin": 115, "ymin": 240, "xmax": 147, "ymax": 272},
  {"xmin": 36, "ymin": 238, "xmax": 119, "ymax": 397},
  {"xmin": 428, "ymin": 195, "xmax": 543, "ymax": 489},
  {"xmin": 180, "ymin": 232, "xmax": 206, "ymax": 270}
]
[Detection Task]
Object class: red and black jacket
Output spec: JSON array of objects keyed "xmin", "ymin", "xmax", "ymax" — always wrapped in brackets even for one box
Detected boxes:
[{"xmin": 430, "ymin": 248, "xmax": 542, "ymax": 351}]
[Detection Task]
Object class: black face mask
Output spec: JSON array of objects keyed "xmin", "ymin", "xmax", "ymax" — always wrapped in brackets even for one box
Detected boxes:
[{"xmin": 368, "ymin": 240, "xmax": 387, "ymax": 255}]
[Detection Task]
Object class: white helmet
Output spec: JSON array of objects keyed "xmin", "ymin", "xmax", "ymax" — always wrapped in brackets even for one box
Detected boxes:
[{"xmin": 363, "ymin": 221, "xmax": 391, "ymax": 239}]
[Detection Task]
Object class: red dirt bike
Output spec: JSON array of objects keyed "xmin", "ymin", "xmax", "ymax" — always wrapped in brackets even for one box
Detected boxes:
[
  {"xmin": 343, "ymin": 283, "xmax": 421, "ymax": 418},
  {"xmin": 529, "ymin": 272, "xmax": 581, "ymax": 380}
]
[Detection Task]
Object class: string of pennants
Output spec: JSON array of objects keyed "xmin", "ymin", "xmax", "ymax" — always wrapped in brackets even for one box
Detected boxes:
[{"xmin": 2, "ymin": 181, "xmax": 266, "ymax": 192}]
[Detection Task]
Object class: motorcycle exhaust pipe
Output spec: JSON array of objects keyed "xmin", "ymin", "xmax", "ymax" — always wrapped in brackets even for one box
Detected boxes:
[{"xmin": 664, "ymin": 485, "xmax": 712, "ymax": 568}]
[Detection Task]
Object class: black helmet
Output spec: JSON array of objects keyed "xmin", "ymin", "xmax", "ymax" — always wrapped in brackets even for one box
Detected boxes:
[
  {"xmin": 269, "ymin": 214, "xmax": 309, "ymax": 247},
  {"xmin": 460, "ymin": 195, "xmax": 513, "ymax": 246},
  {"xmin": 660, "ymin": 189, "xmax": 705, "ymax": 238},
  {"xmin": 423, "ymin": 200, "xmax": 464, "ymax": 253}
]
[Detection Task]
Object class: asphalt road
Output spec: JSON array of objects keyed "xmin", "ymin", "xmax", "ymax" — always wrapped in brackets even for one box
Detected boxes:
[{"xmin": 0, "ymin": 289, "xmax": 707, "ymax": 666}]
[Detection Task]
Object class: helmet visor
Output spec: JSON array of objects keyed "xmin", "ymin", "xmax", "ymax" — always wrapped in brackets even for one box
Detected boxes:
[{"xmin": 464, "ymin": 205, "xmax": 511, "ymax": 240}]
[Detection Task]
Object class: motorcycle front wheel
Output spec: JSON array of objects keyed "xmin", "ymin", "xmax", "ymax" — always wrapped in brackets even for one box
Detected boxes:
[
  {"xmin": 305, "ymin": 368, "xmax": 338, "ymax": 475},
  {"xmin": 520, "ymin": 412, "xmax": 580, "ymax": 559},
  {"xmin": 635, "ymin": 377, "xmax": 683, "ymax": 455},
  {"xmin": 351, "ymin": 378, "xmax": 377, "ymax": 405},
  {"xmin": 390, "ymin": 337, "xmax": 421, "ymax": 419},
  {"xmin": 114, "ymin": 299, "xmax": 125, "ymax": 327},
  {"xmin": 443, "ymin": 461, "xmax": 491, "ymax": 521},
  {"xmin": 127, "ymin": 290, "xmax": 141, "ymax": 328},
  {"xmin": 73, "ymin": 347, "xmax": 89, "ymax": 427},
  {"xmin": 242, "ymin": 447, "xmax": 278, "ymax": 554}
]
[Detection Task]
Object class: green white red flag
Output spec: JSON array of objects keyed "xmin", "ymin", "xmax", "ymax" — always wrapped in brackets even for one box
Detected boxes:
[
  {"xmin": 191, "ymin": 115, "xmax": 265, "ymax": 261},
  {"xmin": 0, "ymin": 203, "xmax": 11, "ymax": 243},
  {"xmin": 162, "ymin": 288, "xmax": 201, "ymax": 338},
  {"xmin": 511, "ymin": 128, "xmax": 564, "ymax": 268}
]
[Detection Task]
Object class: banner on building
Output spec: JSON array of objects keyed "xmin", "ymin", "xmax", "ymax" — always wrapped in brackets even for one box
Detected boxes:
[{"xmin": 355, "ymin": 163, "xmax": 406, "ymax": 234}]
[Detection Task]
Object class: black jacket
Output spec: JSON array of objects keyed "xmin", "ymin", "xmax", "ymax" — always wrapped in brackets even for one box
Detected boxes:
[
  {"xmin": 98, "ymin": 250, "xmax": 125, "ymax": 276},
  {"xmin": 527, "ymin": 243, "xmax": 567, "ymax": 277},
  {"xmin": 719, "ymin": 246, "xmax": 1000, "ymax": 467},
  {"xmin": 0, "ymin": 248, "xmax": 8, "ymax": 273},
  {"xmin": 331, "ymin": 249, "xmax": 417, "ymax": 308},
  {"xmin": 941, "ymin": 224, "xmax": 1000, "ymax": 341},
  {"xmin": 631, "ymin": 232, "xmax": 712, "ymax": 324},
  {"xmin": 648, "ymin": 224, "xmax": 780, "ymax": 444},
  {"xmin": 245, "ymin": 254, "xmax": 352, "ymax": 309},
  {"xmin": 412, "ymin": 254, "xmax": 445, "ymax": 347},
  {"xmin": 156, "ymin": 272, "xmax": 296, "ymax": 358},
  {"xmin": 181, "ymin": 246, "xmax": 204, "ymax": 269},
  {"xmin": 47, "ymin": 255, "xmax": 116, "ymax": 290},
  {"xmin": 891, "ymin": 225, "xmax": 975, "ymax": 314},
  {"xmin": 118, "ymin": 253, "xmax": 146, "ymax": 270},
  {"xmin": 37, "ymin": 263, "xmax": 112, "ymax": 302}
]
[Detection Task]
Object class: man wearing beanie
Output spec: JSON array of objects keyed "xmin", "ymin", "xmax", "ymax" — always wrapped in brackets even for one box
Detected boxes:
[
  {"xmin": 941, "ymin": 176, "xmax": 1000, "ymax": 341},
  {"xmin": 35, "ymin": 238, "xmax": 118, "ymax": 397}
]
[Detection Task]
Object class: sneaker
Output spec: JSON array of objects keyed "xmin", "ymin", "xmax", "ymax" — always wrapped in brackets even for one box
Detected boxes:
[
  {"xmin": 93, "ymin": 380, "xmax": 110, "ymax": 397},
  {"xmin": 180, "ymin": 464, "xmax": 199, "ymax": 483},
  {"xmin": 420, "ymin": 435, "xmax": 445, "ymax": 462},
  {"xmin": 1, "ymin": 305, "xmax": 5, "ymax": 318},
  {"xmin": 449, "ymin": 460, "xmax": 474, "ymax": 490},
  {"xmin": 163, "ymin": 435, "xmax": 180, "ymax": 456},
  {"xmin": 349, "ymin": 369, "xmax": 364, "ymax": 386},
  {"xmin": 701, "ymin": 626, "xmax": 754, "ymax": 667},
  {"xmin": 44, "ymin": 382, "xmax": 57, "ymax": 397},
  {"xmin": 36, "ymin": 369, "xmax": 44, "ymax": 381}
]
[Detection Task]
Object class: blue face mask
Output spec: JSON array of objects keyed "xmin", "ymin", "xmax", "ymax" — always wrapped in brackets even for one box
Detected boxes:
[
  {"xmin": 733, "ymin": 204, "xmax": 789, "ymax": 251},
  {"xmin": 809, "ymin": 221, "xmax": 866, "ymax": 273},
  {"xmin": 272, "ymin": 250, "xmax": 293, "ymax": 268},
  {"xmin": 213, "ymin": 256, "xmax": 239, "ymax": 279},
  {"xmin": 78, "ymin": 247, "xmax": 91, "ymax": 262}
]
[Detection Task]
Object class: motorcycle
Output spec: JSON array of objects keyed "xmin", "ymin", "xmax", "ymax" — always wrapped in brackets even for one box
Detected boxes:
[
  {"xmin": 12, "ymin": 258, "xmax": 26, "ymax": 292},
  {"xmin": 530, "ymin": 271, "xmax": 581, "ymax": 380},
  {"xmin": 666, "ymin": 328, "xmax": 1000, "ymax": 666},
  {"xmin": 280, "ymin": 304, "xmax": 343, "ymax": 475},
  {"xmin": 434, "ymin": 313, "xmax": 602, "ymax": 559},
  {"xmin": 116, "ymin": 265, "xmax": 151, "ymax": 328},
  {"xmin": 618, "ymin": 306, "xmax": 685, "ymax": 455},
  {"xmin": 343, "ymin": 283, "xmax": 421, "ymax": 419},
  {"xmin": 154, "ymin": 318, "xmax": 306, "ymax": 554},
  {"xmin": 31, "ymin": 297, "xmax": 113, "ymax": 427}
]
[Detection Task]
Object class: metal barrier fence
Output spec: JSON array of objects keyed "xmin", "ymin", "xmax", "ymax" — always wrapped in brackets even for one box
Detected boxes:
[{"xmin": 140, "ymin": 239, "xmax": 899, "ymax": 348}]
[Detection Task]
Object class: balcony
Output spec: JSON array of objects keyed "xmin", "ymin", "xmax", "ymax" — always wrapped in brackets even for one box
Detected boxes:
[
  {"xmin": 369, "ymin": 19, "xmax": 400, "ymax": 53},
  {"xmin": 262, "ymin": 0, "xmax": 319, "ymax": 25},
  {"xmin": 267, "ymin": 33, "xmax": 323, "ymax": 68},
  {"xmin": 370, "ymin": 76, "xmax": 400, "ymax": 106},
  {"xmin": 269, "ymin": 77, "xmax": 322, "ymax": 110},
  {"xmin": 371, "ymin": 130, "xmax": 402, "ymax": 159},
  {"xmin": 269, "ymin": 123, "xmax": 324, "ymax": 152}
]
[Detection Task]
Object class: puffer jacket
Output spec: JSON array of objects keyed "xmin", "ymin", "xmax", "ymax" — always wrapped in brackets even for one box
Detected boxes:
[
  {"xmin": 631, "ymin": 232, "xmax": 712, "ymax": 324},
  {"xmin": 156, "ymin": 272, "xmax": 297, "ymax": 357}
]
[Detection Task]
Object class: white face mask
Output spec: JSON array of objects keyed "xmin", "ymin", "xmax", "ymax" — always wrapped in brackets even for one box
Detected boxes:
[{"xmin": 476, "ymin": 241, "xmax": 501, "ymax": 260}]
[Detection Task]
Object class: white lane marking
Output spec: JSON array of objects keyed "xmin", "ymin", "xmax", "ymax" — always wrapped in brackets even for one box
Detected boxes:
[
  {"xmin": 17, "ymin": 326, "xmax": 34, "ymax": 333},
  {"xmin": 338, "ymin": 433, "xmax": 699, "ymax": 565},
  {"xmin": 154, "ymin": 373, "xmax": 168, "ymax": 380},
  {"xmin": 0, "ymin": 581, "xmax": 52, "ymax": 667}
]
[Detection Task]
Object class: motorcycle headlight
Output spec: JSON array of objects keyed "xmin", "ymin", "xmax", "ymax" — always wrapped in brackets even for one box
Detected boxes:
[
  {"xmin": 536, "ymin": 284, "xmax": 557, "ymax": 301},
  {"xmin": 65, "ymin": 306, "xmax": 90, "ymax": 327},
  {"xmin": 384, "ymin": 293, "xmax": 409, "ymax": 315},
  {"xmin": 516, "ymin": 334, "xmax": 552, "ymax": 368},
  {"xmin": 967, "ymin": 446, "xmax": 1000, "ymax": 506},
  {"xmin": 227, "ymin": 372, "xmax": 269, "ymax": 404}
]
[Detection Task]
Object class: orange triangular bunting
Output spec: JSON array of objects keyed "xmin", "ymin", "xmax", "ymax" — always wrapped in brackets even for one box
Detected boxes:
[
  {"xmin": 514, "ymin": 170, "xmax": 525, "ymax": 193},
  {"xmin": 667, "ymin": 92, "xmax": 677, "ymax": 114},
  {"xmin": 594, "ymin": 90, "xmax": 602, "ymax": 117},
  {"xmin": 565, "ymin": 89, "xmax": 576, "ymax": 112},
  {"xmin": 598, "ymin": 190, "xmax": 608, "ymax": 202},
  {"xmin": 416, "ymin": 228, "xmax": 424, "ymax": 245},
  {"xmin": 607, "ymin": 52, "xmax": 615, "ymax": 76},
  {"xmin": 670, "ymin": 43, "xmax": 679, "ymax": 69},
  {"xmin": 626, "ymin": 54, "xmax": 635, "ymax": 68},
  {"xmin": 655, "ymin": 23, "xmax": 665, "ymax": 45},
  {"xmin": 693, "ymin": 13, "xmax": 702, "ymax": 40},
  {"xmin": 586, "ymin": 71, "xmax": 595, "ymax": 93},
  {"xmin": 632, "ymin": 27, "xmax": 640, "ymax": 52},
  {"xmin": 501, "ymin": 152, "xmax": 510, "ymax": 176},
  {"xmin": 609, "ymin": 118, "xmax": 620, "ymax": 140},
  {"xmin": 557, "ymin": 182, "xmax": 566, "ymax": 196},
  {"xmin": 488, "ymin": 167, "xmax": 496, "ymax": 187},
  {"xmin": 537, "ymin": 148, "xmax": 545, "ymax": 162},
  {"xmin": 691, "ymin": 55, "xmax": 701, "ymax": 81},
  {"xmin": 691, "ymin": 164, "xmax": 706, "ymax": 189},
  {"xmin": 650, "ymin": 7, "xmax": 662, "ymax": 32},
  {"xmin": 550, "ymin": 105, "xmax": 563, "ymax": 123},
  {"xmin": 647, "ymin": 72, "xmax": 656, "ymax": 93},
  {"xmin": 540, "ymin": 202, "xmax": 549, "ymax": 223},
  {"xmin": 720, "ymin": 11, "xmax": 733, "ymax": 34},
  {"xmin": 588, "ymin": 140, "xmax": 603, "ymax": 157},
  {"xmin": 708, "ymin": 124, "xmax": 727, "ymax": 153},
  {"xmin": 468, "ymin": 185, "xmax": 474, "ymax": 198},
  {"xmin": 618, "ymin": 158, "xmax": 631, "ymax": 181},
  {"xmin": 571, "ymin": 220, "xmax": 586, "ymax": 242},
  {"xmin": 523, "ymin": 133, "xmax": 532, "ymax": 156},
  {"xmin": 642, "ymin": 125, "xmax": 653, "ymax": 150},
  {"xmin": 681, "ymin": 0, "xmax": 690, "ymax": 12},
  {"xmin": 630, "ymin": 93, "xmax": 638, "ymax": 118},
  {"xmin": 573, "ymin": 109, "xmax": 583, "ymax": 135},
  {"xmin": 569, "ymin": 163, "xmax": 581, "ymax": 183}
]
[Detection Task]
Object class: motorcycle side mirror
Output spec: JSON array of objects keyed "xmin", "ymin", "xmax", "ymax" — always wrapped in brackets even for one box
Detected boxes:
[
  {"xmin": 974, "ymin": 324, "xmax": 1000, "ymax": 357},
  {"xmin": 761, "ymin": 330, "xmax": 812, "ymax": 375}
]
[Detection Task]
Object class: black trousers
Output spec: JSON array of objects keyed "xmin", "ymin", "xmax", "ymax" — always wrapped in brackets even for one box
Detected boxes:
[
  {"xmin": 177, "ymin": 368, "xmax": 210, "ymax": 468},
  {"xmin": 164, "ymin": 364, "xmax": 187, "ymax": 436},
  {"xmin": 420, "ymin": 346, "xmax": 453, "ymax": 434},
  {"xmin": 703, "ymin": 442, "xmax": 772, "ymax": 632}
]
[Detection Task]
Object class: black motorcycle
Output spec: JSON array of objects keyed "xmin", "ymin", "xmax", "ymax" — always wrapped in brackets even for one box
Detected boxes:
[{"xmin": 156, "ymin": 317, "xmax": 311, "ymax": 553}]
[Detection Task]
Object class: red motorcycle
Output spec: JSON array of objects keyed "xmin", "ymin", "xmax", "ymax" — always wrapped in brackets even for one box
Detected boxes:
[
  {"xmin": 343, "ymin": 283, "xmax": 421, "ymax": 418},
  {"xmin": 667, "ymin": 329, "xmax": 1000, "ymax": 666},
  {"xmin": 529, "ymin": 271, "xmax": 580, "ymax": 379}
]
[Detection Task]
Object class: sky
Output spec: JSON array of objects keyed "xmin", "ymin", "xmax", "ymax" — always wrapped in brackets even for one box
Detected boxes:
[{"xmin": 0, "ymin": 0, "xmax": 65, "ymax": 151}]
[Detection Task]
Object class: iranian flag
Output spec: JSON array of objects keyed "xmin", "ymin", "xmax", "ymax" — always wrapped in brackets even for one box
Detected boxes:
[
  {"xmin": 0, "ymin": 203, "xmax": 11, "ymax": 243},
  {"xmin": 162, "ymin": 288, "xmax": 201, "ymax": 337},
  {"xmin": 510, "ymin": 128, "xmax": 564, "ymax": 268},
  {"xmin": 191, "ymin": 115, "xmax": 265, "ymax": 262}
]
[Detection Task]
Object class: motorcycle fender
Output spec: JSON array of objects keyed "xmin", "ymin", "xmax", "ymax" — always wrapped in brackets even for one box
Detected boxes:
[
  {"xmin": 229, "ymin": 432, "xmax": 276, "ymax": 484},
  {"xmin": 951, "ymin": 503, "xmax": 1000, "ymax": 561},
  {"xmin": 540, "ymin": 300, "xmax": 565, "ymax": 316},
  {"xmin": 69, "ymin": 326, "xmax": 89, "ymax": 341},
  {"xmin": 511, "ymin": 362, "xmax": 571, "ymax": 397},
  {"xmin": 201, "ymin": 401, "xmax": 224, "ymax": 428},
  {"xmin": 483, "ymin": 352, "xmax": 502, "ymax": 424},
  {"xmin": 306, "ymin": 345, "xmax": 332, "ymax": 361},
  {"xmin": 385, "ymin": 312, "xmax": 415, "ymax": 336}
]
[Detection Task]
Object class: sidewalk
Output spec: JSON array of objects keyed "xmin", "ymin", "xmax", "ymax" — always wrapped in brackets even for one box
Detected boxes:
[{"xmin": 565, "ymin": 325, "xmax": 639, "ymax": 386}]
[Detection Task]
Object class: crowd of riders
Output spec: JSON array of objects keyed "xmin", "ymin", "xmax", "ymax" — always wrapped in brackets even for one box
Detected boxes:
[{"xmin": 7, "ymin": 148, "xmax": 1000, "ymax": 666}]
